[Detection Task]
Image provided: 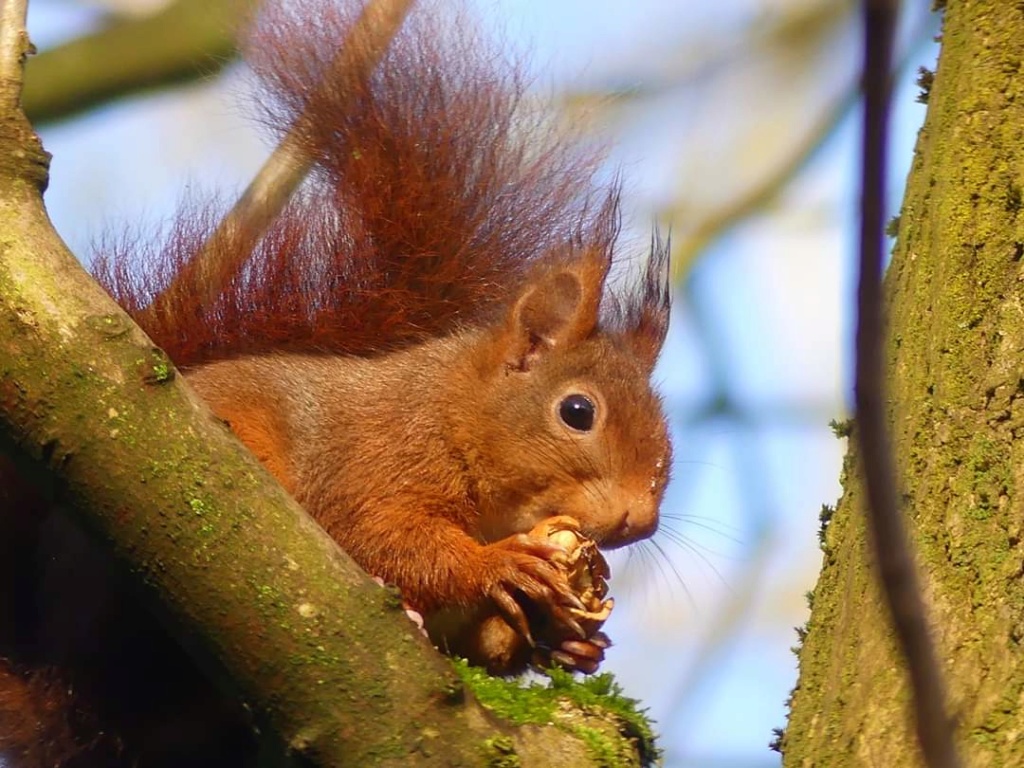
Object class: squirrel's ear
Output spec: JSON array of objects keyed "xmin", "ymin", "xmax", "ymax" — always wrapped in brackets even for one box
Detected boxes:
[{"xmin": 503, "ymin": 249, "xmax": 609, "ymax": 370}]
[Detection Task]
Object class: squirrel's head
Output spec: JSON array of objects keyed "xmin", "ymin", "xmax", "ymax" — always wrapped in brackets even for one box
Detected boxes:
[{"xmin": 466, "ymin": 240, "xmax": 672, "ymax": 550}]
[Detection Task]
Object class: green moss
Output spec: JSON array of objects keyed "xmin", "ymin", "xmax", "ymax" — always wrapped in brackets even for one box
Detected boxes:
[
  {"xmin": 253, "ymin": 580, "xmax": 279, "ymax": 605},
  {"xmin": 83, "ymin": 313, "xmax": 131, "ymax": 341},
  {"xmin": 439, "ymin": 672, "xmax": 466, "ymax": 705},
  {"xmin": 453, "ymin": 659, "xmax": 556, "ymax": 725},
  {"xmin": 379, "ymin": 585, "xmax": 405, "ymax": 611},
  {"xmin": 552, "ymin": 669, "xmax": 659, "ymax": 764},
  {"xmin": 1005, "ymin": 182, "xmax": 1022, "ymax": 214},
  {"xmin": 483, "ymin": 736, "xmax": 520, "ymax": 767},
  {"xmin": 572, "ymin": 724, "xmax": 630, "ymax": 767},
  {"xmin": 132, "ymin": 351, "xmax": 174, "ymax": 385},
  {"xmin": 453, "ymin": 660, "xmax": 660, "ymax": 767},
  {"xmin": 915, "ymin": 66, "xmax": 934, "ymax": 104},
  {"xmin": 828, "ymin": 418, "xmax": 853, "ymax": 439},
  {"xmin": 973, "ymin": 678, "xmax": 1024, "ymax": 741},
  {"xmin": 151, "ymin": 360, "xmax": 172, "ymax": 383},
  {"xmin": 817, "ymin": 503, "xmax": 835, "ymax": 549},
  {"xmin": 966, "ymin": 435, "xmax": 1010, "ymax": 513}
]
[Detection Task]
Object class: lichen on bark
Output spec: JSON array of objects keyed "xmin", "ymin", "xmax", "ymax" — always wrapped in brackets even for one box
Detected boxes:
[{"xmin": 784, "ymin": 2, "xmax": 1024, "ymax": 765}]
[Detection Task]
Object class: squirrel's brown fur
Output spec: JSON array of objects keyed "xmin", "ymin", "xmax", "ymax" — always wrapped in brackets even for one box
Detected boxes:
[{"xmin": 0, "ymin": 1, "xmax": 672, "ymax": 766}]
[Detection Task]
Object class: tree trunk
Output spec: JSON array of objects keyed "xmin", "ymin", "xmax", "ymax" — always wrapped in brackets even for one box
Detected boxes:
[{"xmin": 784, "ymin": 1, "xmax": 1024, "ymax": 764}]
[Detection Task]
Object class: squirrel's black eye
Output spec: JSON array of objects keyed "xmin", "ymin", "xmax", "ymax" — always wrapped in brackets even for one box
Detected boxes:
[{"xmin": 559, "ymin": 394, "xmax": 596, "ymax": 432}]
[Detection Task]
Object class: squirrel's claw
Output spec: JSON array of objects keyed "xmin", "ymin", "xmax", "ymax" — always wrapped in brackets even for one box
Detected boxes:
[
  {"xmin": 545, "ymin": 606, "xmax": 587, "ymax": 640},
  {"xmin": 560, "ymin": 639, "xmax": 604, "ymax": 660},
  {"xmin": 544, "ymin": 636, "xmax": 607, "ymax": 675},
  {"xmin": 489, "ymin": 587, "xmax": 536, "ymax": 647},
  {"xmin": 587, "ymin": 631, "xmax": 612, "ymax": 650}
]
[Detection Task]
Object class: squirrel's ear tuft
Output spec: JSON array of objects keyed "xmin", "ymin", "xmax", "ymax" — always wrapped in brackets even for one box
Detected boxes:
[
  {"xmin": 503, "ymin": 248, "xmax": 609, "ymax": 370},
  {"xmin": 612, "ymin": 231, "xmax": 671, "ymax": 373}
]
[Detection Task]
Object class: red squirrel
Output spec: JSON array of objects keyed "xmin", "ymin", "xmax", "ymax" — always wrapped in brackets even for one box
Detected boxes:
[{"xmin": 0, "ymin": 0, "xmax": 671, "ymax": 764}]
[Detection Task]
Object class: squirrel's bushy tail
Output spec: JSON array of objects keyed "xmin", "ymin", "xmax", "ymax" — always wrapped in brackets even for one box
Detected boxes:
[{"xmin": 94, "ymin": 0, "xmax": 620, "ymax": 366}]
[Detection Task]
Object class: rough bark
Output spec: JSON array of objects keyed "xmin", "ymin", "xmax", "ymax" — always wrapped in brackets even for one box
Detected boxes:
[
  {"xmin": 784, "ymin": 1, "xmax": 1024, "ymax": 765},
  {"xmin": 0, "ymin": 9, "xmax": 649, "ymax": 767}
]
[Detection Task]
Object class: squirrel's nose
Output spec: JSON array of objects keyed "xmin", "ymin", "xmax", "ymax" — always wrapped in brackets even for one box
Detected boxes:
[{"xmin": 603, "ymin": 505, "xmax": 659, "ymax": 549}]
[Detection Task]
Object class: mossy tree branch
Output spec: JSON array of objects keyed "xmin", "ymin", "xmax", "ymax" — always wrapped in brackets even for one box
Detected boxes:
[{"xmin": 0, "ymin": 2, "xmax": 648, "ymax": 765}]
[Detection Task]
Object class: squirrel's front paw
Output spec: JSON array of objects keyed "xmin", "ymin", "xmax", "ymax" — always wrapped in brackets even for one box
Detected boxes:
[
  {"xmin": 513, "ymin": 516, "xmax": 616, "ymax": 674},
  {"xmin": 479, "ymin": 532, "xmax": 587, "ymax": 647},
  {"xmin": 479, "ymin": 515, "xmax": 615, "ymax": 664}
]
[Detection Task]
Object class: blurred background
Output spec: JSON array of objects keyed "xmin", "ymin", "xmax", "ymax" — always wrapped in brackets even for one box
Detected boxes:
[{"xmin": 22, "ymin": 0, "xmax": 940, "ymax": 765}]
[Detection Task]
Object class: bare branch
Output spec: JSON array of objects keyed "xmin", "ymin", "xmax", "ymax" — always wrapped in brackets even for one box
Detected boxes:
[
  {"xmin": 663, "ymin": 9, "xmax": 936, "ymax": 282},
  {"xmin": 855, "ymin": 1, "xmax": 960, "ymax": 766},
  {"xmin": 22, "ymin": 0, "xmax": 252, "ymax": 125},
  {"xmin": 665, "ymin": 89, "xmax": 852, "ymax": 279},
  {"xmin": 0, "ymin": 0, "xmax": 29, "ymax": 112}
]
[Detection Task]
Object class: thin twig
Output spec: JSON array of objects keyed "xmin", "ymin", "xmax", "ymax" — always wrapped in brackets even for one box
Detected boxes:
[
  {"xmin": 0, "ymin": 0, "xmax": 30, "ymax": 112},
  {"xmin": 148, "ymin": 0, "xmax": 416, "ymax": 319},
  {"xmin": 667, "ymin": 88, "xmax": 853, "ymax": 279},
  {"xmin": 665, "ymin": 9, "xmax": 937, "ymax": 280},
  {"xmin": 856, "ymin": 2, "xmax": 960, "ymax": 767}
]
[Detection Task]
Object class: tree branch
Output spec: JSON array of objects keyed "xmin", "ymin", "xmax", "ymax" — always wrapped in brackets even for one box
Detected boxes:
[
  {"xmin": 22, "ymin": 0, "xmax": 253, "ymax": 126},
  {"xmin": 0, "ymin": 0, "xmax": 28, "ymax": 109},
  {"xmin": 0, "ymin": 4, "xmax": 644, "ymax": 765},
  {"xmin": 855, "ymin": 1, "xmax": 960, "ymax": 766}
]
